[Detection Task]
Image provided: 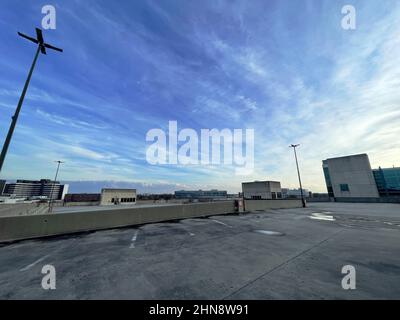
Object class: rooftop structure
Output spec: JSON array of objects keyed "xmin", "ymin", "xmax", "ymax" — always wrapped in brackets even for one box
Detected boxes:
[
  {"xmin": 242, "ymin": 181, "xmax": 282, "ymax": 200},
  {"xmin": 100, "ymin": 188, "xmax": 137, "ymax": 206}
]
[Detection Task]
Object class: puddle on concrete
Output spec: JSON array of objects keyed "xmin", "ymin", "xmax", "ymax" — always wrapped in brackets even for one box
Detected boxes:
[
  {"xmin": 254, "ymin": 230, "xmax": 285, "ymax": 236},
  {"xmin": 309, "ymin": 213, "xmax": 335, "ymax": 221}
]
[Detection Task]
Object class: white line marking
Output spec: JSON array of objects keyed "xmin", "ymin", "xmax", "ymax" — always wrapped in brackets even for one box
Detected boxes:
[
  {"xmin": 211, "ymin": 219, "xmax": 232, "ymax": 228},
  {"xmin": 255, "ymin": 230, "xmax": 284, "ymax": 236},
  {"xmin": 309, "ymin": 213, "xmax": 335, "ymax": 221},
  {"xmin": 129, "ymin": 230, "xmax": 139, "ymax": 249},
  {"xmin": 20, "ymin": 255, "xmax": 50, "ymax": 272}
]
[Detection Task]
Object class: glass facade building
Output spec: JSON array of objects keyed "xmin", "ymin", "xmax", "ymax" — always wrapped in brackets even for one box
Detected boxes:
[
  {"xmin": 372, "ymin": 167, "xmax": 400, "ymax": 196},
  {"xmin": 322, "ymin": 160, "xmax": 334, "ymax": 197}
]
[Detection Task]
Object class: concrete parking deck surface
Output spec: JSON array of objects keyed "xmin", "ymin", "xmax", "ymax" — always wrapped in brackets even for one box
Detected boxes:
[{"xmin": 0, "ymin": 202, "xmax": 399, "ymax": 299}]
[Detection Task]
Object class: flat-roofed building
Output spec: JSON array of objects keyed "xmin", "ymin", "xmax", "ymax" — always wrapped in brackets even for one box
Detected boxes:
[
  {"xmin": 100, "ymin": 188, "xmax": 136, "ymax": 205},
  {"xmin": 322, "ymin": 154, "xmax": 379, "ymax": 199},
  {"xmin": 3, "ymin": 179, "xmax": 69, "ymax": 200},
  {"xmin": 174, "ymin": 189, "xmax": 227, "ymax": 200},
  {"xmin": 242, "ymin": 181, "xmax": 282, "ymax": 200},
  {"xmin": 282, "ymin": 188, "xmax": 310, "ymax": 199},
  {"xmin": 64, "ymin": 193, "xmax": 101, "ymax": 203}
]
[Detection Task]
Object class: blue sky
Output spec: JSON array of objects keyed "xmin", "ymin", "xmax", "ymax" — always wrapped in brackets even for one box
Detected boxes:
[{"xmin": 0, "ymin": 0, "xmax": 399, "ymax": 193}]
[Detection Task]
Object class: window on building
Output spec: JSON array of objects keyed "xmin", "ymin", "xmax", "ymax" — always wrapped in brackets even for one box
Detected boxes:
[
  {"xmin": 277, "ymin": 192, "xmax": 282, "ymax": 199},
  {"xmin": 340, "ymin": 184, "xmax": 350, "ymax": 192},
  {"xmin": 271, "ymin": 192, "xmax": 277, "ymax": 199}
]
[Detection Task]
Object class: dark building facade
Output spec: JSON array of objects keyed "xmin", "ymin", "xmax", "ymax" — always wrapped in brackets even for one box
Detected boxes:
[
  {"xmin": 3, "ymin": 179, "xmax": 69, "ymax": 200},
  {"xmin": 64, "ymin": 193, "xmax": 101, "ymax": 203}
]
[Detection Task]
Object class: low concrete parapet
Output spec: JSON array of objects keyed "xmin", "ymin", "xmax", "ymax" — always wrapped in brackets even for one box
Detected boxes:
[
  {"xmin": 0, "ymin": 199, "xmax": 305, "ymax": 243},
  {"xmin": 306, "ymin": 197, "xmax": 331, "ymax": 202},
  {"xmin": 335, "ymin": 197, "xmax": 400, "ymax": 203},
  {"xmin": 0, "ymin": 201, "xmax": 236, "ymax": 243},
  {"xmin": 0, "ymin": 203, "xmax": 48, "ymax": 217},
  {"xmin": 244, "ymin": 199, "xmax": 302, "ymax": 211}
]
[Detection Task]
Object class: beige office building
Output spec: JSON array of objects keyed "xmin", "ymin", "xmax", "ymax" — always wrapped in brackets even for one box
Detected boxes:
[
  {"xmin": 323, "ymin": 154, "xmax": 379, "ymax": 198},
  {"xmin": 100, "ymin": 188, "xmax": 137, "ymax": 205},
  {"xmin": 242, "ymin": 181, "xmax": 282, "ymax": 200}
]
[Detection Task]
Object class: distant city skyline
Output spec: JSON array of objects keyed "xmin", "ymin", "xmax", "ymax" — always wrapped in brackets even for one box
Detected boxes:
[{"xmin": 1, "ymin": 0, "xmax": 399, "ymax": 193}]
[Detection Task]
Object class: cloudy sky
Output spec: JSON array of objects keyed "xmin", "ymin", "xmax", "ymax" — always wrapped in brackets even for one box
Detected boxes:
[{"xmin": 0, "ymin": 0, "xmax": 399, "ymax": 193}]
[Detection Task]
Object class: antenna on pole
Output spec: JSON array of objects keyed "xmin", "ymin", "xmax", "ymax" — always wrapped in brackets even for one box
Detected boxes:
[{"xmin": 0, "ymin": 28, "xmax": 62, "ymax": 174}]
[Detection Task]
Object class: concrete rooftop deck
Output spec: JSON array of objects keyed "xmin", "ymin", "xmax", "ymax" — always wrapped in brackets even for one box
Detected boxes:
[{"xmin": 0, "ymin": 202, "xmax": 399, "ymax": 299}]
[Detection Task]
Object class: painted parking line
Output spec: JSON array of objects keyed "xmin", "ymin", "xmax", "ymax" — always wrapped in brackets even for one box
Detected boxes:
[
  {"xmin": 129, "ymin": 230, "xmax": 139, "ymax": 249},
  {"xmin": 309, "ymin": 213, "xmax": 335, "ymax": 221},
  {"xmin": 210, "ymin": 219, "xmax": 232, "ymax": 228},
  {"xmin": 20, "ymin": 254, "xmax": 50, "ymax": 272}
]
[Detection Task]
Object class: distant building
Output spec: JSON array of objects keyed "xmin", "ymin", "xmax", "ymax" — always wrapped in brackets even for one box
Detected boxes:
[
  {"xmin": 282, "ymin": 188, "xmax": 310, "ymax": 199},
  {"xmin": 100, "ymin": 188, "xmax": 136, "ymax": 205},
  {"xmin": 3, "ymin": 179, "xmax": 69, "ymax": 200},
  {"xmin": 310, "ymin": 192, "xmax": 329, "ymax": 198},
  {"xmin": 242, "ymin": 181, "xmax": 282, "ymax": 200},
  {"xmin": 174, "ymin": 190, "xmax": 227, "ymax": 200},
  {"xmin": 372, "ymin": 167, "xmax": 400, "ymax": 197},
  {"xmin": 322, "ymin": 154, "xmax": 379, "ymax": 199},
  {"xmin": 64, "ymin": 193, "xmax": 101, "ymax": 203}
]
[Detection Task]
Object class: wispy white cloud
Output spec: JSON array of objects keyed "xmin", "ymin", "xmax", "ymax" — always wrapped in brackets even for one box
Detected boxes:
[{"xmin": 1, "ymin": 0, "xmax": 399, "ymax": 193}]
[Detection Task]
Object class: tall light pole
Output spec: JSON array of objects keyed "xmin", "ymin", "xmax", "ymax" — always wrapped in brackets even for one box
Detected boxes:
[
  {"xmin": 0, "ymin": 28, "xmax": 62, "ymax": 174},
  {"xmin": 289, "ymin": 144, "xmax": 306, "ymax": 208},
  {"xmin": 48, "ymin": 160, "xmax": 64, "ymax": 213}
]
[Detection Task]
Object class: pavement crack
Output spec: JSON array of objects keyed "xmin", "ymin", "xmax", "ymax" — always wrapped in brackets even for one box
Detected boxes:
[{"xmin": 222, "ymin": 228, "xmax": 346, "ymax": 300}]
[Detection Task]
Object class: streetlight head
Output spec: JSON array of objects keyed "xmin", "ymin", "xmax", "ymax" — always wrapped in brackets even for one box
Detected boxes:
[
  {"xmin": 18, "ymin": 28, "xmax": 63, "ymax": 54},
  {"xmin": 290, "ymin": 144, "xmax": 300, "ymax": 148}
]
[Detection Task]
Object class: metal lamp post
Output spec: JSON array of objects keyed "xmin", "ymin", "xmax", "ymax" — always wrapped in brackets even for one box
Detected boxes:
[
  {"xmin": 289, "ymin": 144, "xmax": 306, "ymax": 208},
  {"xmin": 48, "ymin": 160, "xmax": 64, "ymax": 213},
  {"xmin": 0, "ymin": 28, "xmax": 62, "ymax": 174}
]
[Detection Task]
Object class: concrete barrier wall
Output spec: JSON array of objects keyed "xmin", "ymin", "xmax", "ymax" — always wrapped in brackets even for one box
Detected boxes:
[
  {"xmin": 63, "ymin": 201, "xmax": 101, "ymax": 207},
  {"xmin": 244, "ymin": 199, "xmax": 302, "ymax": 211},
  {"xmin": 335, "ymin": 197, "xmax": 400, "ymax": 203},
  {"xmin": 136, "ymin": 199, "xmax": 187, "ymax": 205},
  {"xmin": 307, "ymin": 197, "xmax": 331, "ymax": 202},
  {"xmin": 0, "ymin": 201, "xmax": 236, "ymax": 243},
  {"xmin": 0, "ymin": 203, "xmax": 48, "ymax": 217}
]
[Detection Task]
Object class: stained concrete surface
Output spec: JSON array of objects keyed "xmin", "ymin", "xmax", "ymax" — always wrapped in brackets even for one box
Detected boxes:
[{"xmin": 0, "ymin": 202, "xmax": 399, "ymax": 299}]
